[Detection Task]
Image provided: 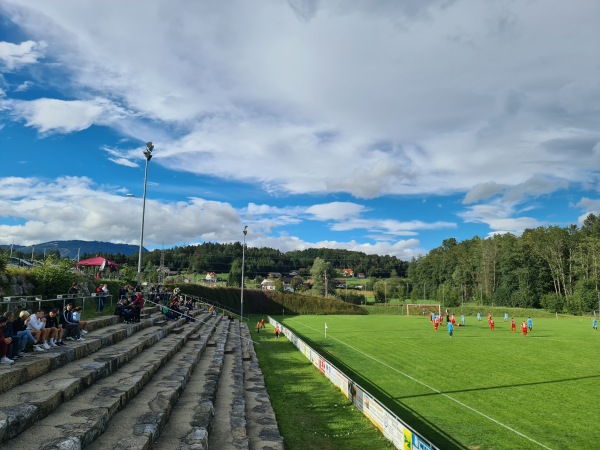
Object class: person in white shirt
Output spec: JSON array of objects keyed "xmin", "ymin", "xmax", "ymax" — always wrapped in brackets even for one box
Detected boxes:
[
  {"xmin": 26, "ymin": 310, "xmax": 51, "ymax": 351},
  {"xmin": 72, "ymin": 307, "xmax": 89, "ymax": 335}
]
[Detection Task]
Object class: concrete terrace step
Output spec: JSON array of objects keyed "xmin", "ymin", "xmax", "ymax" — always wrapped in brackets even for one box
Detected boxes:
[
  {"xmin": 1, "ymin": 314, "xmax": 220, "ymax": 448},
  {"xmin": 208, "ymin": 320, "xmax": 248, "ymax": 449},
  {"xmin": 88, "ymin": 317, "xmax": 229, "ymax": 450},
  {"xmin": 0, "ymin": 302, "xmax": 284, "ymax": 450},
  {"xmin": 0, "ymin": 308, "xmax": 168, "ymax": 396},
  {"xmin": 0, "ymin": 312, "xmax": 208, "ymax": 443},
  {"xmin": 241, "ymin": 323, "xmax": 284, "ymax": 450},
  {"xmin": 154, "ymin": 318, "xmax": 231, "ymax": 449}
]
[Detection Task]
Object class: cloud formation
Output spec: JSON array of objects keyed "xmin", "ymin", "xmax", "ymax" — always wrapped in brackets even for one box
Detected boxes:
[
  {"xmin": 0, "ymin": 176, "xmax": 433, "ymax": 259},
  {"xmin": 0, "ymin": 0, "xmax": 598, "ymax": 257},
  {"xmin": 0, "ymin": 40, "xmax": 45, "ymax": 70}
]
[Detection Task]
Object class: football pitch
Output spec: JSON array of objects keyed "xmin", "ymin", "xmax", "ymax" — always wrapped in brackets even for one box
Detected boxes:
[{"xmin": 276, "ymin": 314, "xmax": 599, "ymax": 449}]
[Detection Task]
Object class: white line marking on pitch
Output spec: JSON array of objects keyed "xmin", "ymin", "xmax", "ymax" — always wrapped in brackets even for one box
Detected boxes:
[{"xmin": 287, "ymin": 319, "xmax": 552, "ymax": 450}]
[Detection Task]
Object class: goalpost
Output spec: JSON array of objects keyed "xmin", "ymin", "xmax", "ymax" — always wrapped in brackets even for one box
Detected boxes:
[{"xmin": 405, "ymin": 304, "xmax": 441, "ymax": 316}]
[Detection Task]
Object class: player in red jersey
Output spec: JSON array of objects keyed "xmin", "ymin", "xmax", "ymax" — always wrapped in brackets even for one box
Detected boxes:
[
  {"xmin": 511, "ymin": 318, "xmax": 516, "ymax": 333},
  {"xmin": 521, "ymin": 321, "xmax": 528, "ymax": 336}
]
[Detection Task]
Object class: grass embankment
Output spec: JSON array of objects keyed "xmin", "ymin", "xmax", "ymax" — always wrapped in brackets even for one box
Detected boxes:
[
  {"xmin": 273, "ymin": 314, "xmax": 599, "ymax": 449},
  {"xmin": 250, "ymin": 316, "xmax": 393, "ymax": 450}
]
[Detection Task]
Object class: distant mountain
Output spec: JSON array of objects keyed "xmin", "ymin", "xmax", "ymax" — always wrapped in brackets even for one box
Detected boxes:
[{"xmin": 0, "ymin": 240, "xmax": 146, "ymax": 258}]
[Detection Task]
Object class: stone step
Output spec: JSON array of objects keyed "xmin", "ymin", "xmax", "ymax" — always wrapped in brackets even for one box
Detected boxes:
[
  {"xmin": 241, "ymin": 323, "xmax": 284, "ymax": 450},
  {"xmin": 1, "ymin": 315, "xmax": 218, "ymax": 448},
  {"xmin": 0, "ymin": 312, "xmax": 203, "ymax": 443},
  {"xmin": 154, "ymin": 318, "xmax": 231, "ymax": 449},
  {"xmin": 0, "ymin": 312, "xmax": 168, "ymax": 396},
  {"xmin": 0, "ymin": 296, "xmax": 283, "ymax": 450},
  {"xmin": 88, "ymin": 318, "xmax": 230, "ymax": 450},
  {"xmin": 208, "ymin": 321, "xmax": 248, "ymax": 449},
  {"xmin": 151, "ymin": 329, "xmax": 223, "ymax": 449}
]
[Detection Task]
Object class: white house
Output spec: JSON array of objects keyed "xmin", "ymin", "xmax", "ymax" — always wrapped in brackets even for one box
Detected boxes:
[{"xmin": 261, "ymin": 279, "xmax": 276, "ymax": 291}]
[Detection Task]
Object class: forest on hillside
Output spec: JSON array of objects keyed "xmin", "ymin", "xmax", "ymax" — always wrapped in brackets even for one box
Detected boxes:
[
  {"xmin": 407, "ymin": 214, "xmax": 600, "ymax": 314},
  {"xmin": 79, "ymin": 244, "xmax": 409, "ymax": 280},
  {"xmin": 6, "ymin": 214, "xmax": 600, "ymax": 314}
]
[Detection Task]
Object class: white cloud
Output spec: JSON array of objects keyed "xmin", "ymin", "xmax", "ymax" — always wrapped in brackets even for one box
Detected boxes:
[
  {"xmin": 459, "ymin": 202, "xmax": 542, "ymax": 235},
  {"xmin": 14, "ymin": 80, "xmax": 33, "ymax": 92},
  {"xmin": 0, "ymin": 40, "xmax": 45, "ymax": 70},
  {"xmin": 103, "ymin": 146, "xmax": 139, "ymax": 168},
  {"xmin": 0, "ymin": 176, "xmax": 239, "ymax": 247},
  {"xmin": 249, "ymin": 234, "xmax": 425, "ymax": 260},
  {"xmin": 0, "ymin": 1, "xmax": 598, "ymax": 256},
  {"xmin": 1, "ymin": 0, "xmax": 598, "ymax": 200},
  {"xmin": 576, "ymin": 198, "xmax": 600, "ymax": 225},
  {"xmin": 306, "ymin": 202, "xmax": 366, "ymax": 221},
  {"xmin": 7, "ymin": 97, "xmax": 132, "ymax": 133},
  {"xmin": 0, "ymin": 176, "xmax": 426, "ymax": 259}
]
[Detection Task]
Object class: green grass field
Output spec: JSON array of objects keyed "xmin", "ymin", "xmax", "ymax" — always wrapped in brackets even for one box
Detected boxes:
[
  {"xmin": 273, "ymin": 314, "xmax": 599, "ymax": 449},
  {"xmin": 251, "ymin": 316, "xmax": 394, "ymax": 450}
]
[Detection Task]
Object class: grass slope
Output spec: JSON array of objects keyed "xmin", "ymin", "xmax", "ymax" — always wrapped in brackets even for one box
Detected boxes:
[
  {"xmin": 251, "ymin": 316, "xmax": 393, "ymax": 450},
  {"xmin": 273, "ymin": 314, "xmax": 599, "ymax": 449}
]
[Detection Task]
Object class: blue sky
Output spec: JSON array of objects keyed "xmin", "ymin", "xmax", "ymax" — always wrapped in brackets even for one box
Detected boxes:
[{"xmin": 1, "ymin": 1, "xmax": 599, "ymax": 260}]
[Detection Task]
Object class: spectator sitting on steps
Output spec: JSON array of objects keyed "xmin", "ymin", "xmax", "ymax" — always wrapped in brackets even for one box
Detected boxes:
[
  {"xmin": 2, "ymin": 312, "xmax": 24, "ymax": 359},
  {"xmin": 0, "ymin": 316, "xmax": 14, "ymax": 364},
  {"xmin": 12, "ymin": 312, "xmax": 37, "ymax": 353},
  {"xmin": 27, "ymin": 310, "xmax": 52, "ymax": 351},
  {"xmin": 43, "ymin": 309, "xmax": 63, "ymax": 347},
  {"xmin": 72, "ymin": 307, "xmax": 89, "ymax": 334},
  {"xmin": 61, "ymin": 304, "xmax": 83, "ymax": 341}
]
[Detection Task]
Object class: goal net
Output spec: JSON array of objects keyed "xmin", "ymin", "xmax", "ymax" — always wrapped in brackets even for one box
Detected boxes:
[{"xmin": 406, "ymin": 304, "xmax": 441, "ymax": 316}]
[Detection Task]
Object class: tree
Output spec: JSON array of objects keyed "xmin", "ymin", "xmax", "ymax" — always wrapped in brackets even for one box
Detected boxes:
[
  {"xmin": 273, "ymin": 278, "xmax": 284, "ymax": 293},
  {"xmin": 310, "ymin": 257, "xmax": 337, "ymax": 298},
  {"xmin": 228, "ymin": 259, "xmax": 242, "ymax": 288}
]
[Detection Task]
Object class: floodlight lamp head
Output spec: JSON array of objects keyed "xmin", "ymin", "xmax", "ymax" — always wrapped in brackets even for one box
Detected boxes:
[
  {"xmin": 143, "ymin": 142, "xmax": 154, "ymax": 161},
  {"xmin": 243, "ymin": 225, "xmax": 248, "ymax": 236}
]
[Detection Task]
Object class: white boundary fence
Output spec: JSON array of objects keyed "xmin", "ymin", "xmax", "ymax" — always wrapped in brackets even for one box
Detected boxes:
[{"xmin": 268, "ymin": 316, "xmax": 438, "ymax": 450}]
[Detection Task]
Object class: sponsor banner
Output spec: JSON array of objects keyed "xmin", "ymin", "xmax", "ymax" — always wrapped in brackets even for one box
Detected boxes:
[
  {"xmin": 404, "ymin": 428, "xmax": 413, "ymax": 450},
  {"xmin": 311, "ymin": 352, "xmax": 320, "ymax": 369},
  {"xmin": 318, "ymin": 357, "xmax": 326, "ymax": 374},
  {"xmin": 324, "ymin": 363, "xmax": 350, "ymax": 398},
  {"xmin": 382, "ymin": 410, "xmax": 408, "ymax": 449},
  {"xmin": 363, "ymin": 393, "xmax": 385, "ymax": 432},
  {"xmin": 413, "ymin": 434, "xmax": 432, "ymax": 450}
]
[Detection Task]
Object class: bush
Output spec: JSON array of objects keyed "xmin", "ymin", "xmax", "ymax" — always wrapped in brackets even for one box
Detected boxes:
[
  {"xmin": 30, "ymin": 257, "xmax": 79, "ymax": 298},
  {"xmin": 540, "ymin": 292, "xmax": 564, "ymax": 313},
  {"xmin": 178, "ymin": 285, "xmax": 367, "ymax": 315}
]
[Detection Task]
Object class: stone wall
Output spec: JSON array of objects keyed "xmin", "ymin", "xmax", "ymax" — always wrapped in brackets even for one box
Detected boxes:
[{"xmin": 0, "ymin": 273, "xmax": 35, "ymax": 297}]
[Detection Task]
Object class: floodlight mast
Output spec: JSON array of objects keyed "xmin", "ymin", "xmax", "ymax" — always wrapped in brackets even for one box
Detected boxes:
[
  {"xmin": 137, "ymin": 142, "xmax": 154, "ymax": 287},
  {"xmin": 240, "ymin": 226, "xmax": 248, "ymax": 322}
]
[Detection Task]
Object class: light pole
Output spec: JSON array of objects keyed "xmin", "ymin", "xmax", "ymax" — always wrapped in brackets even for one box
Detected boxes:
[
  {"xmin": 240, "ymin": 226, "xmax": 248, "ymax": 322},
  {"xmin": 137, "ymin": 142, "xmax": 154, "ymax": 287}
]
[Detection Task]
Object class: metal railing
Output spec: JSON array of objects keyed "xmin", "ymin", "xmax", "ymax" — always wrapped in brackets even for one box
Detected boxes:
[{"xmin": 1, "ymin": 294, "xmax": 113, "ymax": 314}]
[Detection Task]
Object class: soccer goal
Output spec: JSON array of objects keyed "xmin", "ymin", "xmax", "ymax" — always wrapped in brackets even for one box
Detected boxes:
[{"xmin": 406, "ymin": 304, "xmax": 441, "ymax": 316}]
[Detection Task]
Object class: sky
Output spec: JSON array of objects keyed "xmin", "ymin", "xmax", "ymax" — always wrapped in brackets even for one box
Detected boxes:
[{"xmin": 0, "ymin": 0, "xmax": 599, "ymax": 261}]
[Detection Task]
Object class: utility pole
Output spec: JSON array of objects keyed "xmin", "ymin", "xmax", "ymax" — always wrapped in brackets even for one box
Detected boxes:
[
  {"xmin": 240, "ymin": 226, "xmax": 248, "ymax": 321},
  {"xmin": 324, "ymin": 270, "xmax": 328, "ymax": 298}
]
